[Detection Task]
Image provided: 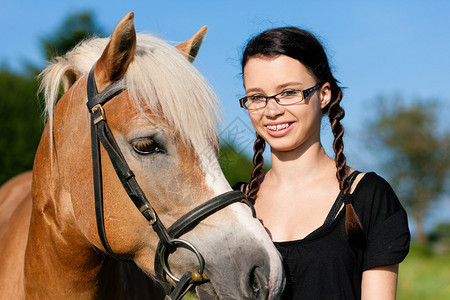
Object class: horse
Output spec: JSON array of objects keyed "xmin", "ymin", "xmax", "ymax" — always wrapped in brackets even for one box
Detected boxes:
[{"xmin": 0, "ymin": 12, "xmax": 284, "ymax": 299}]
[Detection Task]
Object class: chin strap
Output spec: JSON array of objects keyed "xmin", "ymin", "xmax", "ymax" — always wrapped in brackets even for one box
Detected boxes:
[{"xmin": 164, "ymin": 272, "xmax": 194, "ymax": 300}]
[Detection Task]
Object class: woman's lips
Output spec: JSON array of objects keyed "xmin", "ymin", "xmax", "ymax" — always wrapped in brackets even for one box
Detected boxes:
[{"xmin": 265, "ymin": 122, "xmax": 294, "ymax": 137}]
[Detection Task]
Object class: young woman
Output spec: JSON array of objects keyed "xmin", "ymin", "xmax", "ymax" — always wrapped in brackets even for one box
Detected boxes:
[{"xmin": 237, "ymin": 27, "xmax": 410, "ymax": 299}]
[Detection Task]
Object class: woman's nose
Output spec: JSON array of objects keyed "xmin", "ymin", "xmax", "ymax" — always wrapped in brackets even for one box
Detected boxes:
[{"xmin": 264, "ymin": 98, "xmax": 284, "ymax": 117}]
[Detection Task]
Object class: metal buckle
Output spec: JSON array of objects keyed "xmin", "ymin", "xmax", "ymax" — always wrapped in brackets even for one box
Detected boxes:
[
  {"xmin": 91, "ymin": 104, "xmax": 105, "ymax": 124},
  {"xmin": 141, "ymin": 205, "xmax": 158, "ymax": 225},
  {"xmin": 159, "ymin": 239, "xmax": 206, "ymax": 283}
]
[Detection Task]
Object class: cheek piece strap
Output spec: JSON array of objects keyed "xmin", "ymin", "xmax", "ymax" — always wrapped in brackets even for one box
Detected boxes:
[{"xmin": 86, "ymin": 64, "xmax": 255, "ymax": 300}]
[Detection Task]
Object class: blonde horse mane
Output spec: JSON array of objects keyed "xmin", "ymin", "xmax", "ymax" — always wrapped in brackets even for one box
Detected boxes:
[{"xmin": 38, "ymin": 33, "xmax": 221, "ymax": 153}]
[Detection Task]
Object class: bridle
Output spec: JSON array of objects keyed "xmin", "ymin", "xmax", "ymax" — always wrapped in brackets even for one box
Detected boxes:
[{"xmin": 86, "ymin": 64, "xmax": 255, "ymax": 300}]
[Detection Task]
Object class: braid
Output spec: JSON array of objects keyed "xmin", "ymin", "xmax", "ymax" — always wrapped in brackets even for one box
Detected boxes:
[
  {"xmin": 328, "ymin": 90, "xmax": 365, "ymax": 245},
  {"xmin": 328, "ymin": 90, "xmax": 349, "ymax": 192},
  {"xmin": 241, "ymin": 26, "xmax": 365, "ymax": 245},
  {"xmin": 246, "ymin": 134, "xmax": 266, "ymax": 201}
]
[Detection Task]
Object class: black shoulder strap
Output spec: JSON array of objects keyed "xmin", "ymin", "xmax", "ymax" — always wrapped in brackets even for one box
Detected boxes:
[
  {"xmin": 324, "ymin": 170, "xmax": 361, "ymax": 225},
  {"xmin": 347, "ymin": 170, "xmax": 361, "ymax": 188},
  {"xmin": 341, "ymin": 170, "xmax": 361, "ymax": 205}
]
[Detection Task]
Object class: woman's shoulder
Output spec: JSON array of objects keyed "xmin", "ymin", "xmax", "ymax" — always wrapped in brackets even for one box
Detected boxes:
[
  {"xmin": 353, "ymin": 171, "xmax": 395, "ymax": 197},
  {"xmin": 352, "ymin": 171, "xmax": 407, "ymax": 225},
  {"xmin": 352, "ymin": 173, "xmax": 411, "ymax": 270}
]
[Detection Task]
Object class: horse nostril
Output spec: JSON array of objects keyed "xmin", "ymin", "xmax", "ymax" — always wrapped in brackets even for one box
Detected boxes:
[{"xmin": 249, "ymin": 267, "xmax": 263, "ymax": 298}]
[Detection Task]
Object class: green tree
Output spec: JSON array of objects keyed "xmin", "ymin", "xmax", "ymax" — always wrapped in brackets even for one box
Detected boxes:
[
  {"xmin": 367, "ymin": 97, "xmax": 450, "ymax": 243},
  {"xmin": 41, "ymin": 11, "xmax": 105, "ymax": 60},
  {"xmin": 0, "ymin": 11, "xmax": 105, "ymax": 185},
  {"xmin": 219, "ymin": 143, "xmax": 271, "ymax": 188},
  {"xmin": 219, "ymin": 144, "xmax": 254, "ymax": 187},
  {"xmin": 0, "ymin": 69, "xmax": 42, "ymax": 184}
]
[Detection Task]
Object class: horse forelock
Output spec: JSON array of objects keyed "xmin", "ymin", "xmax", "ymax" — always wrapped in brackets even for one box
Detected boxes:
[{"xmin": 39, "ymin": 33, "xmax": 221, "ymax": 156}]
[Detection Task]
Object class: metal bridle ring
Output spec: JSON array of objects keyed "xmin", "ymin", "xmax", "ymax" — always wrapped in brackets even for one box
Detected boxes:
[{"xmin": 159, "ymin": 238, "xmax": 205, "ymax": 283}]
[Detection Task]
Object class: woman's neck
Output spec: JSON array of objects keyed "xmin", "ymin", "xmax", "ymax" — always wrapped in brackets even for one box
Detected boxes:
[{"xmin": 268, "ymin": 140, "xmax": 335, "ymax": 186}]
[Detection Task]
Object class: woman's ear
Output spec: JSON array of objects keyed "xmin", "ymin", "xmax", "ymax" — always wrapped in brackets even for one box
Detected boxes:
[{"xmin": 319, "ymin": 82, "xmax": 332, "ymax": 109}]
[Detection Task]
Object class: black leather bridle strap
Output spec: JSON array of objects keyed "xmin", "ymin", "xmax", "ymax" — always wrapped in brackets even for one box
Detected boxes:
[
  {"xmin": 89, "ymin": 111, "xmax": 116, "ymax": 258},
  {"xmin": 165, "ymin": 272, "xmax": 194, "ymax": 300},
  {"xmin": 168, "ymin": 190, "xmax": 252, "ymax": 238},
  {"xmin": 87, "ymin": 65, "xmax": 175, "ymax": 258},
  {"xmin": 86, "ymin": 63, "xmax": 126, "ymax": 110},
  {"xmin": 86, "ymin": 63, "xmax": 254, "ymax": 299},
  {"xmin": 95, "ymin": 119, "xmax": 173, "ymax": 247},
  {"xmin": 97, "ymin": 121, "xmax": 154, "ymax": 218},
  {"xmin": 87, "ymin": 65, "xmax": 128, "ymax": 260},
  {"xmin": 154, "ymin": 190, "xmax": 250, "ymax": 280}
]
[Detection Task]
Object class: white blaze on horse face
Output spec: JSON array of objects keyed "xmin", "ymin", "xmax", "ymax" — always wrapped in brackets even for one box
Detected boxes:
[
  {"xmin": 196, "ymin": 145, "xmax": 285, "ymax": 299},
  {"xmin": 227, "ymin": 204, "xmax": 285, "ymax": 299},
  {"xmin": 198, "ymin": 146, "xmax": 231, "ymax": 195}
]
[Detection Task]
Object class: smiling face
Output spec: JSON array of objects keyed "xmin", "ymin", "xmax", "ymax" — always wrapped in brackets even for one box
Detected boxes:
[{"xmin": 243, "ymin": 55, "xmax": 331, "ymax": 154}]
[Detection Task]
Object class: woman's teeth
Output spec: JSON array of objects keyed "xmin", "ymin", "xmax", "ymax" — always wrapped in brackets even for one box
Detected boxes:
[{"xmin": 266, "ymin": 123, "xmax": 290, "ymax": 131}]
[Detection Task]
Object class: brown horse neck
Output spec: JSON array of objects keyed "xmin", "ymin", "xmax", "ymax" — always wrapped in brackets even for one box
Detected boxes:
[
  {"xmin": 23, "ymin": 127, "xmax": 102, "ymax": 298},
  {"xmin": 24, "ymin": 197, "xmax": 103, "ymax": 297},
  {"xmin": 25, "ymin": 190, "xmax": 164, "ymax": 298}
]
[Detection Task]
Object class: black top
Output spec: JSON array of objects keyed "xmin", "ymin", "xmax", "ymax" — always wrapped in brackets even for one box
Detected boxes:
[{"xmin": 272, "ymin": 172, "xmax": 410, "ymax": 300}]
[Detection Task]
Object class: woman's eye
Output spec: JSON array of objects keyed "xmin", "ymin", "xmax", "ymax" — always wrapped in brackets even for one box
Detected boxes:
[
  {"xmin": 280, "ymin": 90, "xmax": 298, "ymax": 97},
  {"xmin": 248, "ymin": 95, "xmax": 266, "ymax": 102},
  {"xmin": 131, "ymin": 139, "xmax": 164, "ymax": 155}
]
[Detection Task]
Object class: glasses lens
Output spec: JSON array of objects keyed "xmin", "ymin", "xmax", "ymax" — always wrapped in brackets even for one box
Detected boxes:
[
  {"xmin": 277, "ymin": 90, "xmax": 303, "ymax": 105},
  {"xmin": 245, "ymin": 96, "xmax": 266, "ymax": 110}
]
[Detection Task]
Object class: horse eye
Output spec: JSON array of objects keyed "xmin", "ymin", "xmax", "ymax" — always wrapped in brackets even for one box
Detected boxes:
[{"xmin": 131, "ymin": 139, "xmax": 164, "ymax": 155}]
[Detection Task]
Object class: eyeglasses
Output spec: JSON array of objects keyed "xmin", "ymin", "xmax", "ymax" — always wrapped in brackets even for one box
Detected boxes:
[{"xmin": 239, "ymin": 84, "xmax": 321, "ymax": 110}]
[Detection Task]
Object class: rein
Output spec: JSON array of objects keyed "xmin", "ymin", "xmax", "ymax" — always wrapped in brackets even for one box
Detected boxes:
[{"xmin": 86, "ymin": 65, "xmax": 253, "ymax": 300}]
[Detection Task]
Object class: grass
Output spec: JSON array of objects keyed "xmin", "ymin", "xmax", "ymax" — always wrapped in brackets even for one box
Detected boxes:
[
  {"xmin": 397, "ymin": 243, "xmax": 450, "ymax": 300},
  {"xmin": 182, "ymin": 292, "xmax": 198, "ymax": 300}
]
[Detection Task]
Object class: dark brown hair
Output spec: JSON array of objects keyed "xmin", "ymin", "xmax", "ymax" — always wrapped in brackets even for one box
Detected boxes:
[{"xmin": 242, "ymin": 27, "xmax": 364, "ymax": 243}]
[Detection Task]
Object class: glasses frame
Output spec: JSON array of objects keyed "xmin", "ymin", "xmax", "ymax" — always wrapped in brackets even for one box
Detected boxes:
[{"xmin": 239, "ymin": 83, "xmax": 321, "ymax": 110}]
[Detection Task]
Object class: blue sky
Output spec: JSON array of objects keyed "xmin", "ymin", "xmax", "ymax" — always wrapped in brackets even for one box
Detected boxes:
[{"xmin": 1, "ymin": 0, "xmax": 449, "ymax": 228}]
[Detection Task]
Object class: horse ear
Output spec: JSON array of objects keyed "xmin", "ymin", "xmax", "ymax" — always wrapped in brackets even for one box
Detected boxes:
[
  {"xmin": 62, "ymin": 69, "xmax": 80, "ymax": 91},
  {"xmin": 95, "ymin": 12, "xmax": 136, "ymax": 91},
  {"xmin": 176, "ymin": 26, "xmax": 208, "ymax": 63}
]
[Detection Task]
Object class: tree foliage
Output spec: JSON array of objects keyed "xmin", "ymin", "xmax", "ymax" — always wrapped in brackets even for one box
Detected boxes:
[
  {"xmin": 219, "ymin": 144, "xmax": 255, "ymax": 187},
  {"xmin": 0, "ymin": 69, "xmax": 42, "ymax": 184},
  {"xmin": 41, "ymin": 11, "xmax": 105, "ymax": 60},
  {"xmin": 219, "ymin": 143, "xmax": 271, "ymax": 189},
  {"xmin": 0, "ymin": 11, "xmax": 104, "ymax": 185},
  {"xmin": 368, "ymin": 97, "xmax": 450, "ymax": 243}
]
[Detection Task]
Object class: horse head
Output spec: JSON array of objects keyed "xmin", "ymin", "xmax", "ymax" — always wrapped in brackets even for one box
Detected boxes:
[{"xmin": 30, "ymin": 12, "xmax": 284, "ymax": 299}]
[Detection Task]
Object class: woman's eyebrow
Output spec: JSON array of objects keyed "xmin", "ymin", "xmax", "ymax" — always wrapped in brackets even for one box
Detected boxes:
[
  {"xmin": 276, "ymin": 81, "xmax": 304, "ymax": 89},
  {"xmin": 246, "ymin": 81, "xmax": 304, "ymax": 94},
  {"xmin": 245, "ymin": 87, "xmax": 264, "ymax": 94}
]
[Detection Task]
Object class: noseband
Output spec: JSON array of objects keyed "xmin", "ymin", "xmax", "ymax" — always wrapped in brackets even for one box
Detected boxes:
[{"xmin": 86, "ymin": 65, "xmax": 254, "ymax": 300}]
